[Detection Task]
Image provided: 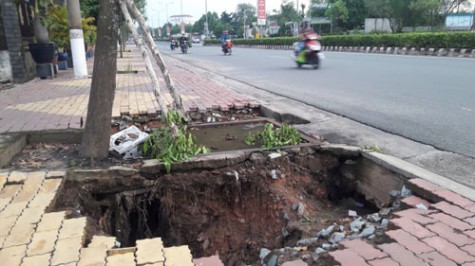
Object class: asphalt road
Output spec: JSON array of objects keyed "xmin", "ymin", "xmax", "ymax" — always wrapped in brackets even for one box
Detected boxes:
[{"xmin": 157, "ymin": 42, "xmax": 475, "ymax": 158}]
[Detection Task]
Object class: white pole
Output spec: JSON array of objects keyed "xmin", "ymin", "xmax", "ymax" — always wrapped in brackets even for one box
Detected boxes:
[{"xmin": 67, "ymin": 0, "xmax": 88, "ymax": 78}]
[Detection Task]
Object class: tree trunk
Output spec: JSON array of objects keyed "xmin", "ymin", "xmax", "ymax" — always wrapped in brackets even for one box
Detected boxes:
[
  {"xmin": 33, "ymin": 14, "xmax": 49, "ymax": 43},
  {"xmin": 118, "ymin": 0, "xmax": 169, "ymax": 119},
  {"xmin": 79, "ymin": 0, "xmax": 119, "ymax": 159},
  {"xmin": 124, "ymin": 0, "xmax": 185, "ymax": 114}
]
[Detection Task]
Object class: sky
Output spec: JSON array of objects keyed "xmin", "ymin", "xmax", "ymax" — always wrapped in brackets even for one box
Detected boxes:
[
  {"xmin": 145, "ymin": 0, "xmax": 309, "ymax": 27},
  {"xmin": 144, "ymin": 0, "xmax": 475, "ymax": 27}
]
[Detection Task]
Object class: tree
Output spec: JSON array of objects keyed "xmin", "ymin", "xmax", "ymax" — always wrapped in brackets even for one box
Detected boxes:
[
  {"xmin": 268, "ymin": 1, "xmax": 300, "ymax": 36},
  {"xmin": 409, "ymin": 0, "xmax": 443, "ymax": 28},
  {"xmin": 192, "ymin": 12, "xmax": 219, "ymax": 35},
  {"xmin": 80, "ymin": 0, "xmax": 145, "ymax": 25},
  {"xmin": 220, "ymin": 11, "xmax": 233, "ymax": 24},
  {"xmin": 234, "ymin": 3, "xmax": 257, "ymax": 36},
  {"xmin": 79, "ymin": 0, "xmax": 119, "ymax": 159},
  {"xmin": 325, "ymin": 0, "xmax": 349, "ymax": 31},
  {"xmin": 340, "ymin": 0, "xmax": 367, "ymax": 30}
]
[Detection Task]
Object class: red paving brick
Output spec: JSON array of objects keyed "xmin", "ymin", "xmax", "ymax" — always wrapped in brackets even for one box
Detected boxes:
[
  {"xmin": 429, "ymin": 213, "xmax": 474, "ymax": 231},
  {"xmin": 329, "ymin": 249, "xmax": 370, "ymax": 266},
  {"xmin": 340, "ymin": 239, "xmax": 387, "ymax": 260},
  {"xmin": 466, "ymin": 230, "xmax": 475, "ymax": 240},
  {"xmin": 418, "ymin": 251, "xmax": 457, "ymax": 266},
  {"xmin": 466, "ymin": 217, "xmax": 475, "ymax": 226},
  {"xmin": 385, "ymin": 229, "xmax": 434, "ymax": 254},
  {"xmin": 461, "ymin": 244, "xmax": 475, "ymax": 256},
  {"xmin": 281, "ymin": 259, "xmax": 308, "ymax": 266},
  {"xmin": 433, "ymin": 189, "xmax": 474, "ymax": 207},
  {"xmin": 390, "ymin": 217, "xmax": 436, "ymax": 238},
  {"xmin": 193, "ymin": 255, "xmax": 224, "ymax": 266},
  {"xmin": 392, "ymin": 208, "xmax": 436, "ymax": 225},
  {"xmin": 422, "ymin": 236, "xmax": 475, "ymax": 264},
  {"xmin": 407, "ymin": 178, "xmax": 442, "ymax": 198},
  {"xmin": 378, "ymin": 242, "xmax": 426, "ymax": 266},
  {"xmin": 432, "ymin": 201, "xmax": 475, "ymax": 219},
  {"xmin": 466, "ymin": 205, "xmax": 475, "ymax": 213},
  {"xmin": 401, "ymin": 195, "xmax": 430, "ymax": 209},
  {"xmin": 367, "ymin": 257, "xmax": 399, "ymax": 266},
  {"xmin": 426, "ymin": 222, "xmax": 475, "ymax": 246}
]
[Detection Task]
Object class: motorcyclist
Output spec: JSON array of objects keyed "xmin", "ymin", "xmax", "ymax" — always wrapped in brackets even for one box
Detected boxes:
[
  {"xmin": 178, "ymin": 34, "xmax": 188, "ymax": 52},
  {"xmin": 219, "ymin": 30, "xmax": 231, "ymax": 51},
  {"xmin": 296, "ymin": 27, "xmax": 319, "ymax": 55},
  {"xmin": 170, "ymin": 36, "xmax": 177, "ymax": 50}
]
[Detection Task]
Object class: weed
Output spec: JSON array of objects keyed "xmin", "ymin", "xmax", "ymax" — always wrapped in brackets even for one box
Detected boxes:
[
  {"xmin": 142, "ymin": 110, "xmax": 209, "ymax": 173},
  {"xmin": 363, "ymin": 144, "xmax": 382, "ymax": 153},
  {"xmin": 244, "ymin": 123, "xmax": 302, "ymax": 149}
]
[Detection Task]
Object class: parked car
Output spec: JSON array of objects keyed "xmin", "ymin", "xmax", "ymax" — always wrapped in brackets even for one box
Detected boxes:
[{"xmin": 192, "ymin": 37, "xmax": 200, "ymax": 43}]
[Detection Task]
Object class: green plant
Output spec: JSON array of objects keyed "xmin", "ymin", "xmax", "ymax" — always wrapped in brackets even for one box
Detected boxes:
[
  {"xmin": 245, "ymin": 123, "xmax": 302, "ymax": 149},
  {"xmin": 363, "ymin": 144, "xmax": 382, "ymax": 153},
  {"xmin": 45, "ymin": 4, "xmax": 97, "ymax": 49},
  {"xmin": 142, "ymin": 110, "xmax": 209, "ymax": 173}
]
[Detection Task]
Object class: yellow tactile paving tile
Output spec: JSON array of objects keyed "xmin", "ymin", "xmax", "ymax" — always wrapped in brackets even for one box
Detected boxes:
[
  {"xmin": 22, "ymin": 253, "xmax": 52, "ymax": 266},
  {"xmin": 53, "ymin": 78, "xmax": 91, "ymax": 88},
  {"xmin": 26, "ymin": 230, "xmax": 58, "ymax": 256},
  {"xmin": 135, "ymin": 238, "xmax": 165, "ymax": 265},
  {"xmin": 36, "ymin": 211, "xmax": 66, "ymax": 232},
  {"xmin": 7, "ymin": 171, "xmax": 28, "ymax": 184},
  {"xmin": 0, "ymin": 245, "xmax": 27, "ymax": 266},
  {"xmin": 163, "ymin": 245, "xmax": 194, "ymax": 266},
  {"xmin": 6, "ymin": 95, "xmax": 88, "ymax": 117},
  {"xmin": 106, "ymin": 252, "xmax": 136, "ymax": 266},
  {"xmin": 51, "ymin": 237, "xmax": 83, "ymax": 265}
]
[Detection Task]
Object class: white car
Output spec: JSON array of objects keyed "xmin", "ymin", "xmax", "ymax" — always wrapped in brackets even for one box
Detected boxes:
[{"xmin": 192, "ymin": 37, "xmax": 200, "ymax": 43}]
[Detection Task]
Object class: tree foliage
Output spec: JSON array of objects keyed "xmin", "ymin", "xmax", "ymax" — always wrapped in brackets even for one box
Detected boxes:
[{"xmin": 80, "ymin": 0, "xmax": 145, "ymax": 25}]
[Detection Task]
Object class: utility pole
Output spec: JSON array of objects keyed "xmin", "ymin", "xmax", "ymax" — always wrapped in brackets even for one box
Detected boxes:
[
  {"xmin": 205, "ymin": 0, "xmax": 209, "ymax": 37},
  {"xmin": 67, "ymin": 0, "xmax": 88, "ymax": 77}
]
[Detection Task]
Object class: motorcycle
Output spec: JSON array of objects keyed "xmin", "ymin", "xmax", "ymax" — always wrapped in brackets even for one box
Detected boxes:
[
  {"xmin": 180, "ymin": 40, "xmax": 188, "ymax": 54},
  {"xmin": 222, "ymin": 39, "xmax": 232, "ymax": 56},
  {"xmin": 170, "ymin": 39, "xmax": 177, "ymax": 50},
  {"xmin": 293, "ymin": 33, "xmax": 322, "ymax": 69}
]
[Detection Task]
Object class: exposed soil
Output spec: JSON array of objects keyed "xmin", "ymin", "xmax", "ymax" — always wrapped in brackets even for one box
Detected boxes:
[
  {"xmin": 6, "ymin": 122, "xmax": 388, "ymax": 266},
  {"xmin": 52, "ymin": 148, "xmax": 379, "ymax": 266}
]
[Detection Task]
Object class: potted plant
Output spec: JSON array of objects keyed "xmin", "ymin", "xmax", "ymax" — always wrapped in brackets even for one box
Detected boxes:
[
  {"xmin": 28, "ymin": 0, "xmax": 55, "ymax": 64},
  {"xmin": 45, "ymin": 3, "xmax": 97, "ymax": 67}
]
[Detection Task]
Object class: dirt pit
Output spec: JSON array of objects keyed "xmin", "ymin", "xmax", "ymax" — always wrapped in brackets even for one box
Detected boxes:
[{"xmin": 52, "ymin": 147, "xmax": 388, "ymax": 266}]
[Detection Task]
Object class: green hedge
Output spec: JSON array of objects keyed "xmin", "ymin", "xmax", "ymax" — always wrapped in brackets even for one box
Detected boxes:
[{"xmin": 204, "ymin": 32, "xmax": 475, "ymax": 49}]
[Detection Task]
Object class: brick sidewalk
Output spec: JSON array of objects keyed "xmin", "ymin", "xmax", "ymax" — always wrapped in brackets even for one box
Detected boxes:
[
  {"xmin": 0, "ymin": 45, "xmax": 259, "ymax": 134},
  {"xmin": 0, "ymin": 170, "xmax": 200, "ymax": 266},
  {"xmin": 329, "ymin": 177, "xmax": 475, "ymax": 266}
]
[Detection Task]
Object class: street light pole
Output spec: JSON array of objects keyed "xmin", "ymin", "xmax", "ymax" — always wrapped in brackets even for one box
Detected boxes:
[
  {"xmin": 205, "ymin": 0, "xmax": 209, "ymax": 37},
  {"xmin": 243, "ymin": 15, "xmax": 247, "ymax": 38}
]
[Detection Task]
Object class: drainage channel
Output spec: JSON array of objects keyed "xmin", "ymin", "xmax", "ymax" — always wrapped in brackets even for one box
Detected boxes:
[{"xmin": 53, "ymin": 146, "xmax": 402, "ymax": 265}]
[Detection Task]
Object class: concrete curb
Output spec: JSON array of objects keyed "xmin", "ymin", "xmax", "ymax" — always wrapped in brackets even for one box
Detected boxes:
[{"xmin": 205, "ymin": 44, "xmax": 475, "ymax": 58}]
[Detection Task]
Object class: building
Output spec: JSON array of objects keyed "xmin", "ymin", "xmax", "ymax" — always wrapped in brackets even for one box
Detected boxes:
[
  {"xmin": 445, "ymin": 13, "xmax": 474, "ymax": 31},
  {"xmin": 0, "ymin": 0, "xmax": 36, "ymax": 83}
]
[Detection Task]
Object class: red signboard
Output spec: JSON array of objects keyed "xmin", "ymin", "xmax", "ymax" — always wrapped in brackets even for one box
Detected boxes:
[
  {"xmin": 257, "ymin": 0, "xmax": 266, "ymax": 19},
  {"xmin": 257, "ymin": 0, "xmax": 266, "ymax": 25}
]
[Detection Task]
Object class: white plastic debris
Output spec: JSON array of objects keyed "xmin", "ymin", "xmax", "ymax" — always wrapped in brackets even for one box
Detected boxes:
[
  {"xmin": 348, "ymin": 210, "xmax": 358, "ymax": 217},
  {"xmin": 268, "ymin": 152, "xmax": 282, "ymax": 159},
  {"xmin": 109, "ymin": 125, "xmax": 149, "ymax": 159},
  {"xmin": 415, "ymin": 203, "xmax": 428, "ymax": 210}
]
